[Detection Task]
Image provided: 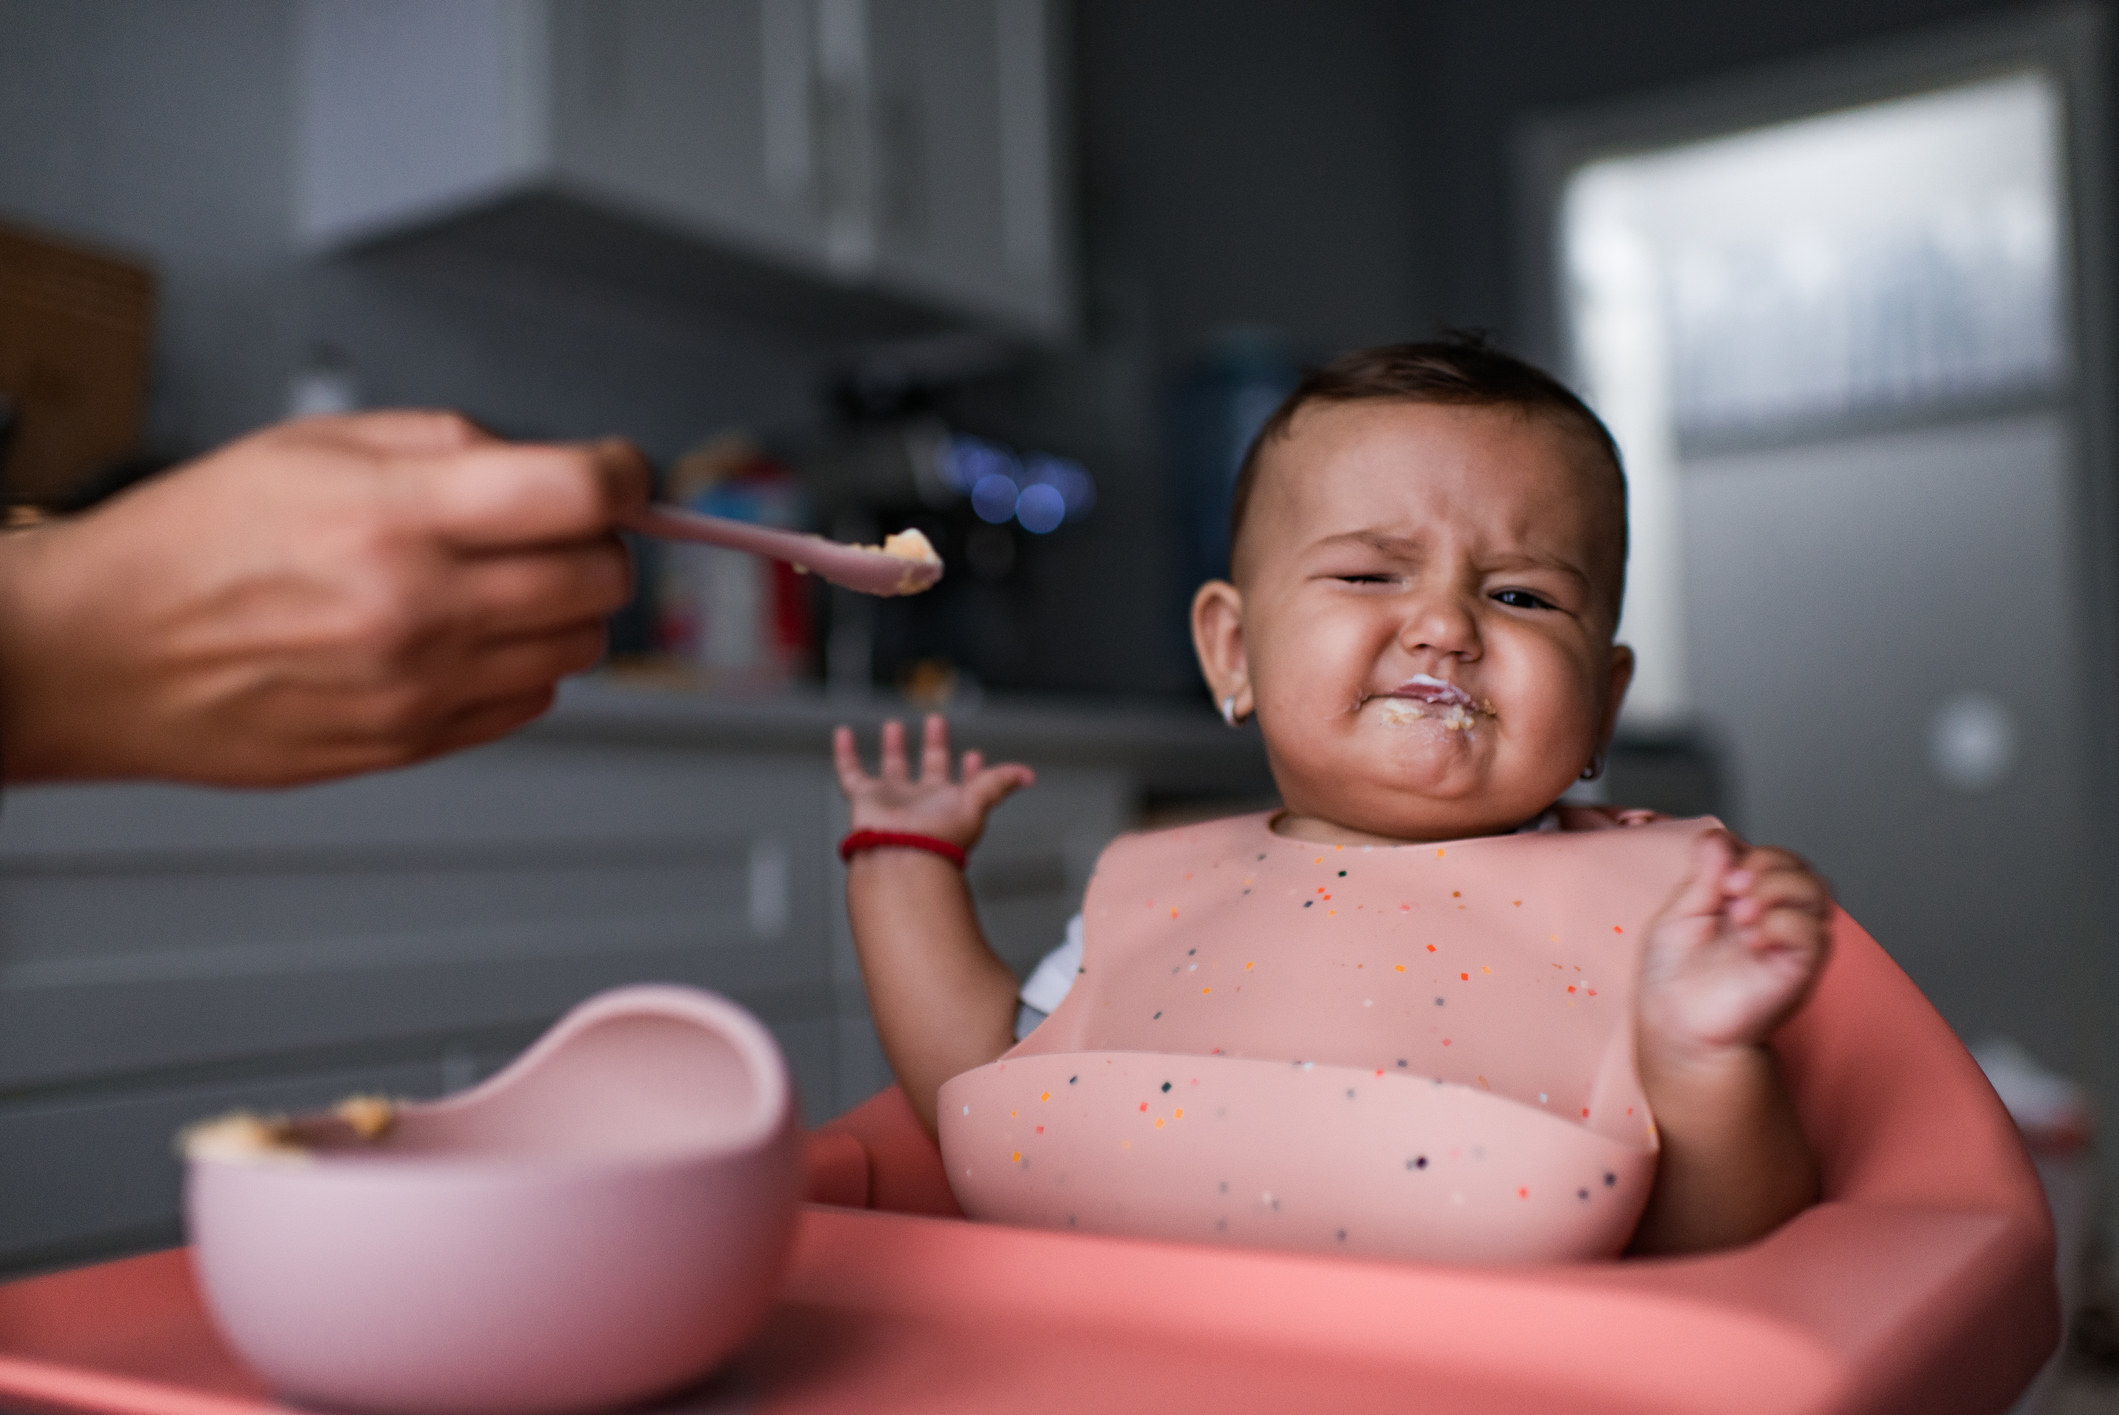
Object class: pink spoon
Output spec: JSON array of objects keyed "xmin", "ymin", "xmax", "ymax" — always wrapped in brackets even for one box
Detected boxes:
[{"xmin": 621, "ymin": 504, "xmax": 943, "ymax": 596}]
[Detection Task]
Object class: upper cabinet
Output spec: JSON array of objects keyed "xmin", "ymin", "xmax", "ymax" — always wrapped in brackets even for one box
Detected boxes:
[{"xmin": 296, "ymin": 0, "xmax": 1076, "ymax": 341}]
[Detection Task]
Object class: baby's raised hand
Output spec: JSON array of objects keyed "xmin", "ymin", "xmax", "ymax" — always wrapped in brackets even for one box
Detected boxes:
[
  {"xmin": 832, "ymin": 714, "xmax": 1035, "ymax": 852},
  {"xmin": 1636, "ymin": 830, "xmax": 1831, "ymax": 1060}
]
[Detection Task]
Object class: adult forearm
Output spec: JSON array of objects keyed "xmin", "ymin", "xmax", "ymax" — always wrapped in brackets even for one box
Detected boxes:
[
  {"xmin": 0, "ymin": 518, "xmax": 99, "ymax": 781},
  {"xmin": 846, "ymin": 850, "xmax": 1020, "ymax": 1135},
  {"xmin": 1629, "ymin": 1042, "xmax": 1819, "ymax": 1254}
]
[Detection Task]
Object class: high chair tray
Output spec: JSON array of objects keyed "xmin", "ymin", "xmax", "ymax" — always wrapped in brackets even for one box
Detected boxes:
[{"xmin": 0, "ymin": 1198, "xmax": 2042, "ymax": 1415}]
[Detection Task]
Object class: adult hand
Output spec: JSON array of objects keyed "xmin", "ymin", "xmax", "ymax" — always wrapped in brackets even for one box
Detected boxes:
[{"xmin": 0, "ymin": 411, "xmax": 650, "ymax": 786}]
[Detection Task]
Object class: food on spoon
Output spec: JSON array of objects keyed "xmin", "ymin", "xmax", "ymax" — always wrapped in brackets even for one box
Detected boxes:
[
  {"xmin": 866, "ymin": 527, "xmax": 943, "ymax": 594},
  {"xmin": 881, "ymin": 528, "xmax": 938, "ymax": 563},
  {"xmin": 623, "ymin": 504, "xmax": 942, "ymax": 596}
]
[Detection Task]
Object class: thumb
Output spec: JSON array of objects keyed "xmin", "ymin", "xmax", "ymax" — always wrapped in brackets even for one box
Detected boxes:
[
  {"xmin": 968, "ymin": 763, "xmax": 1035, "ymax": 815},
  {"xmin": 586, "ymin": 436, "xmax": 653, "ymax": 517}
]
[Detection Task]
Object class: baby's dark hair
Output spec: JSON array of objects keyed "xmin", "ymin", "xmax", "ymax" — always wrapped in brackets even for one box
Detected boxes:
[{"xmin": 1228, "ymin": 336, "xmax": 1629, "ymax": 612}]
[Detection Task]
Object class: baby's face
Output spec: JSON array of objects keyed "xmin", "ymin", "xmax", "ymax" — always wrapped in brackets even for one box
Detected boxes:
[{"xmin": 1203, "ymin": 400, "xmax": 1631, "ymax": 843}]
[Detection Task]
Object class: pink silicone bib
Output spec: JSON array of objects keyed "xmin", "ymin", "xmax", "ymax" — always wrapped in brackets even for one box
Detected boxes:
[{"xmin": 940, "ymin": 811, "xmax": 1718, "ymax": 1262}]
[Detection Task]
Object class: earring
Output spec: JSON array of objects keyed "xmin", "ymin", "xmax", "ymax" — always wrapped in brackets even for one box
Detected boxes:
[
  {"xmin": 1220, "ymin": 696, "xmax": 1239, "ymax": 727},
  {"xmin": 1580, "ymin": 748, "xmax": 1606, "ymax": 782}
]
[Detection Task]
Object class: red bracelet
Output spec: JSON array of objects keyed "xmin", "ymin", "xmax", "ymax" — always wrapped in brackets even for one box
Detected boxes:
[{"xmin": 838, "ymin": 829, "xmax": 968, "ymax": 869}]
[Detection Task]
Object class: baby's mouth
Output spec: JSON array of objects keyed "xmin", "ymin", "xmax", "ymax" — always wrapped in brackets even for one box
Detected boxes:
[{"xmin": 1367, "ymin": 675, "xmax": 1497, "ymax": 732}]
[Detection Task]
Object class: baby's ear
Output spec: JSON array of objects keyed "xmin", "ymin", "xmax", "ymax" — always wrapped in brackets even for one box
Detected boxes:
[
  {"xmin": 1602, "ymin": 643, "xmax": 1636, "ymax": 736},
  {"xmin": 1190, "ymin": 580, "xmax": 1250, "ymax": 710}
]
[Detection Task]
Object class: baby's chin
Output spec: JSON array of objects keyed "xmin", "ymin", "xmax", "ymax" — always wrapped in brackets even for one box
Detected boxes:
[
  {"xmin": 1262, "ymin": 699, "xmax": 1571, "ymax": 837},
  {"xmin": 1304, "ymin": 704, "xmax": 1560, "ymax": 837}
]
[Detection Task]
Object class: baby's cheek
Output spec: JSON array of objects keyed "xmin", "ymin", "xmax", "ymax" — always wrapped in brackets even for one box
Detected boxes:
[
  {"xmin": 1500, "ymin": 651, "xmax": 1605, "ymax": 749},
  {"xmin": 1496, "ymin": 686, "xmax": 1599, "ymax": 781},
  {"xmin": 1253, "ymin": 623, "xmax": 1373, "ymax": 714}
]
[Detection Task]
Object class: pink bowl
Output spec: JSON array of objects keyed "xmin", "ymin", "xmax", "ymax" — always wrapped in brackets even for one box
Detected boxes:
[{"xmin": 185, "ymin": 986, "xmax": 801, "ymax": 1415}]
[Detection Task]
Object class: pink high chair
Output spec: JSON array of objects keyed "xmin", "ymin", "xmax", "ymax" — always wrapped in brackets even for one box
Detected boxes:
[
  {"xmin": 0, "ymin": 907, "xmax": 2055, "ymax": 1415},
  {"xmin": 798, "ymin": 906, "xmax": 2058, "ymax": 1415}
]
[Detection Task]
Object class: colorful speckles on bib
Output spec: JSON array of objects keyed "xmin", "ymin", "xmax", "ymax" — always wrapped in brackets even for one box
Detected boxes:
[{"xmin": 939, "ymin": 810, "xmax": 1712, "ymax": 1262}]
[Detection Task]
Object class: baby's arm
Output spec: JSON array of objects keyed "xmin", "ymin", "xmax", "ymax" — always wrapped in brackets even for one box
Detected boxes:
[
  {"xmin": 1630, "ymin": 830, "xmax": 1831, "ymax": 1253},
  {"xmin": 833, "ymin": 715, "xmax": 1034, "ymax": 1137}
]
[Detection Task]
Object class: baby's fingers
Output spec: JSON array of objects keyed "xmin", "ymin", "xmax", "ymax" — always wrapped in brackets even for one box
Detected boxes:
[
  {"xmin": 1744, "ymin": 905, "xmax": 1833, "ymax": 1010},
  {"xmin": 878, "ymin": 719, "xmax": 911, "ymax": 784},
  {"xmin": 830, "ymin": 725, "xmax": 874, "ymax": 795},
  {"xmin": 1728, "ymin": 861, "xmax": 1831, "ymax": 927},
  {"xmin": 919, "ymin": 714, "xmax": 953, "ymax": 782},
  {"xmin": 1665, "ymin": 830, "xmax": 1737, "ymax": 923},
  {"xmin": 1724, "ymin": 845, "xmax": 1808, "ymax": 890},
  {"xmin": 1748, "ymin": 901, "xmax": 1829, "ymax": 955}
]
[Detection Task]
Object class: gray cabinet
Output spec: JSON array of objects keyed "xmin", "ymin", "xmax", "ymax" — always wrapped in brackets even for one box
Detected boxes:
[
  {"xmin": 0, "ymin": 739, "xmax": 845, "ymax": 1271},
  {"xmin": 0, "ymin": 745, "xmax": 833, "ymax": 1092},
  {"xmin": 0, "ymin": 682, "xmax": 1264, "ymax": 1272},
  {"xmin": 298, "ymin": 0, "xmax": 1075, "ymax": 339}
]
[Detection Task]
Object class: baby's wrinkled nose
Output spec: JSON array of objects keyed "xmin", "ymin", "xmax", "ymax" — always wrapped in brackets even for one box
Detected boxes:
[{"xmin": 1398, "ymin": 591, "xmax": 1481, "ymax": 659}]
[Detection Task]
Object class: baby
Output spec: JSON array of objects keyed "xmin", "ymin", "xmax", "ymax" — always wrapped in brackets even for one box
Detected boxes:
[{"xmin": 833, "ymin": 340, "xmax": 1830, "ymax": 1257}]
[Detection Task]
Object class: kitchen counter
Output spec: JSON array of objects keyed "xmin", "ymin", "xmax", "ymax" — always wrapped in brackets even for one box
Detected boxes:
[{"xmin": 536, "ymin": 674, "xmax": 1275, "ymax": 800}]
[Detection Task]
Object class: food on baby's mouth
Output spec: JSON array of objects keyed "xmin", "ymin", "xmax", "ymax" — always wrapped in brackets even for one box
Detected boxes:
[
  {"xmin": 1373, "ymin": 674, "xmax": 1496, "ymax": 731},
  {"xmin": 181, "ymin": 1093, "xmax": 399, "ymax": 1163},
  {"xmin": 1378, "ymin": 697, "xmax": 1485, "ymax": 730}
]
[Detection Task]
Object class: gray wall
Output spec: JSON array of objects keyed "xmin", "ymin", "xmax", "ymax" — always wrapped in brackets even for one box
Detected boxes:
[
  {"xmin": 1072, "ymin": 0, "xmax": 1430, "ymax": 363},
  {"xmin": 0, "ymin": 0, "xmax": 302, "ymax": 452},
  {"xmin": 0, "ymin": 0, "xmax": 844, "ymax": 468}
]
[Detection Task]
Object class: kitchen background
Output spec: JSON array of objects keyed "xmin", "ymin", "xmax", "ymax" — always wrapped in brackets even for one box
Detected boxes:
[{"xmin": 2, "ymin": 1, "xmax": 2116, "ymax": 1391}]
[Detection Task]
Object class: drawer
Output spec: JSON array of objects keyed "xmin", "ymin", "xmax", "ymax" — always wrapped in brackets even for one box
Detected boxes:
[{"xmin": 0, "ymin": 740, "xmax": 835, "ymax": 1088}]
